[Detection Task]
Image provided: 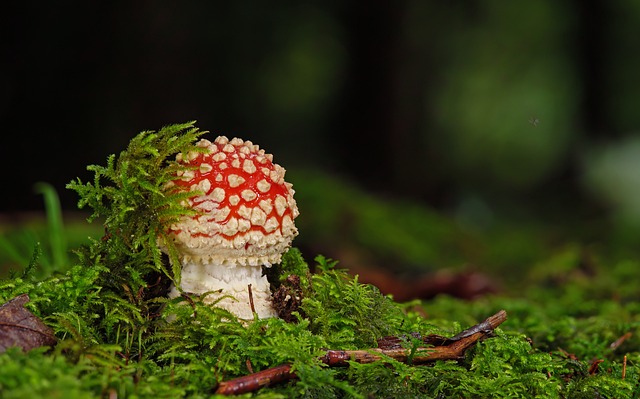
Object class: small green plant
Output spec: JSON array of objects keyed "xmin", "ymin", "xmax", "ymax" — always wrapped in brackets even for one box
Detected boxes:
[
  {"xmin": 34, "ymin": 182, "xmax": 69, "ymax": 270},
  {"xmin": 66, "ymin": 120, "xmax": 207, "ymax": 287},
  {"xmin": 301, "ymin": 255, "xmax": 403, "ymax": 348},
  {"xmin": 0, "ymin": 183, "xmax": 74, "ymax": 278}
]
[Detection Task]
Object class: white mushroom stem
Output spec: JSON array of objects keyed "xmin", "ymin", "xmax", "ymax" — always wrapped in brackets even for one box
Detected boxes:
[{"xmin": 168, "ymin": 261, "xmax": 277, "ymax": 320}]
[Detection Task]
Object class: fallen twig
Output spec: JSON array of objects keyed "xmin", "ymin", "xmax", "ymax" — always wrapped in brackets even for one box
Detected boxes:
[
  {"xmin": 610, "ymin": 332, "xmax": 632, "ymax": 350},
  {"xmin": 248, "ymin": 284, "xmax": 256, "ymax": 315},
  {"xmin": 215, "ymin": 310, "xmax": 507, "ymax": 395},
  {"xmin": 588, "ymin": 359, "xmax": 604, "ymax": 375}
]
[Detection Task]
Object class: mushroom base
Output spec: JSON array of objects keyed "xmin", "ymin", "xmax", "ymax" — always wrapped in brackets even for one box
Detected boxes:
[{"xmin": 169, "ymin": 261, "xmax": 277, "ymax": 320}]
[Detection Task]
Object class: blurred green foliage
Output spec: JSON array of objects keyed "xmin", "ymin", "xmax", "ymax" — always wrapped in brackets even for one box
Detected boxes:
[
  {"xmin": 0, "ymin": 184, "xmax": 100, "ymax": 279},
  {"xmin": 5, "ymin": 1, "xmax": 640, "ymax": 241},
  {"xmin": 429, "ymin": 1, "xmax": 578, "ymax": 189}
]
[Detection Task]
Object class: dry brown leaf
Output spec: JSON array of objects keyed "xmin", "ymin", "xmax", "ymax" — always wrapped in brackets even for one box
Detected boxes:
[{"xmin": 0, "ymin": 294, "xmax": 57, "ymax": 352}]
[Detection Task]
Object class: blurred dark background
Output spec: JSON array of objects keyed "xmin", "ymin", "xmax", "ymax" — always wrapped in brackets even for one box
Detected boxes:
[{"xmin": 2, "ymin": 1, "xmax": 640, "ymax": 245}]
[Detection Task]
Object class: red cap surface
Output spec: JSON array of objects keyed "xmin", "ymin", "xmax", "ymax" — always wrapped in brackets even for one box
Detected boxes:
[{"xmin": 166, "ymin": 136, "xmax": 299, "ymax": 266}]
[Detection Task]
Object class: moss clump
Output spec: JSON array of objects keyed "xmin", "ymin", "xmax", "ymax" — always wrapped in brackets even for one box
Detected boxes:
[
  {"xmin": 2, "ymin": 122, "xmax": 640, "ymax": 398},
  {"xmin": 66, "ymin": 121, "xmax": 208, "ymax": 287}
]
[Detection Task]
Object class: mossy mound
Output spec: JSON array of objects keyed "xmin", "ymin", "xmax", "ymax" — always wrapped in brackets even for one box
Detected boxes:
[{"xmin": 1, "ymin": 122, "xmax": 639, "ymax": 398}]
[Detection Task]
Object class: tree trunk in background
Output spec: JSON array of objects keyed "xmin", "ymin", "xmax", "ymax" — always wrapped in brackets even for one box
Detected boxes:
[
  {"xmin": 333, "ymin": 1, "xmax": 404, "ymax": 191},
  {"xmin": 575, "ymin": 0, "xmax": 611, "ymax": 139}
]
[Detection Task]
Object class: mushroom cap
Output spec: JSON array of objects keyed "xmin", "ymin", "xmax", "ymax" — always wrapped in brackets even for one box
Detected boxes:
[{"xmin": 166, "ymin": 136, "xmax": 299, "ymax": 267}]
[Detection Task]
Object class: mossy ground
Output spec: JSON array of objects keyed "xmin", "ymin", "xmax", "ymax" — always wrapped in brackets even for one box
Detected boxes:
[
  {"xmin": 3, "ymin": 251, "xmax": 640, "ymax": 399},
  {"xmin": 2, "ymin": 123, "xmax": 640, "ymax": 398}
]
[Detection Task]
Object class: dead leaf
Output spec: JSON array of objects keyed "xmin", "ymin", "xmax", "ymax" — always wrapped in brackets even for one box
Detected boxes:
[{"xmin": 0, "ymin": 294, "xmax": 57, "ymax": 352}]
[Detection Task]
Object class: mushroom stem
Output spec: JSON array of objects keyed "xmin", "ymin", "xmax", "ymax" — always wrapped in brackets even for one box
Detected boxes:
[{"xmin": 169, "ymin": 261, "xmax": 277, "ymax": 320}]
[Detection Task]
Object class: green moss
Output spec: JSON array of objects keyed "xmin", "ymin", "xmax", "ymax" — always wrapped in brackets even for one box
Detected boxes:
[
  {"xmin": 2, "ymin": 122, "xmax": 640, "ymax": 398},
  {"xmin": 66, "ymin": 121, "xmax": 209, "ymax": 286},
  {"xmin": 301, "ymin": 256, "xmax": 403, "ymax": 348}
]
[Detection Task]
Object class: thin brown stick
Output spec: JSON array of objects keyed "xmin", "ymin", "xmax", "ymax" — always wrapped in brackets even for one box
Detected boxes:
[
  {"xmin": 215, "ymin": 310, "xmax": 507, "ymax": 395},
  {"xmin": 610, "ymin": 332, "xmax": 632, "ymax": 350},
  {"xmin": 246, "ymin": 359, "xmax": 254, "ymax": 374},
  {"xmin": 623, "ymin": 355, "xmax": 627, "ymax": 379},
  {"xmin": 248, "ymin": 284, "xmax": 256, "ymax": 315},
  {"xmin": 216, "ymin": 364, "xmax": 295, "ymax": 395},
  {"xmin": 588, "ymin": 359, "xmax": 604, "ymax": 375}
]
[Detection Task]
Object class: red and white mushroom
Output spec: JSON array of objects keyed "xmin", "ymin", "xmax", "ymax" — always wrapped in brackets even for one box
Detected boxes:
[{"xmin": 164, "ymin": 136, "xmax": 299, "ymax": 319}]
